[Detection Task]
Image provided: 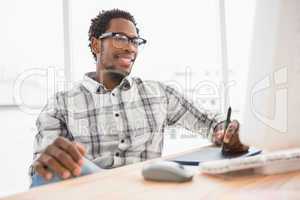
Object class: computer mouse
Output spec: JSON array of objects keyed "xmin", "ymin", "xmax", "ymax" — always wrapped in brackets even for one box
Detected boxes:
[{"xmin": 142, "ymin": 161, "xmax": 195, "ymax": 182}]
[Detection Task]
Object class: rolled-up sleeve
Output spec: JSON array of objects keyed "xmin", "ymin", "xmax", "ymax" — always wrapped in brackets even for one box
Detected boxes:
[{"xmin": 161, "ymin": 83, "xmax": 224, "ymax": 140}]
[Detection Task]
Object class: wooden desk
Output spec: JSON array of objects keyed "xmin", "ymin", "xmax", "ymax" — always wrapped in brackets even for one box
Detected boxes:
[{"xmin": 2, "ymin": 146, "xmax": 300, "ymax": 200}]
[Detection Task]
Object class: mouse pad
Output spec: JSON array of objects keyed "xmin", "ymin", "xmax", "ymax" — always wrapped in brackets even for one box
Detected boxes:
[{"xmin": 169, "ymin": 146, "xmax": 261, "ymax": 166}]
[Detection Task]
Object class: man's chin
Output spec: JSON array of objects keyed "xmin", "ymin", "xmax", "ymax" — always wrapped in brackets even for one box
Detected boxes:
[{"xmin": 105, "ymin": 67, "xmax": 130, "ymax": 81}]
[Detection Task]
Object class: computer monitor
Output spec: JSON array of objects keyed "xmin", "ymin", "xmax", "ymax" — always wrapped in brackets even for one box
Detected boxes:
[{"xmin": 240, "ymin": 0, "xmax": 300, "ymax": 151}]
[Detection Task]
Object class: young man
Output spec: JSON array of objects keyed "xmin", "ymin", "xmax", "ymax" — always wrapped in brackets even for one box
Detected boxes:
[{"xmin": 30, "ymin": 9, "xmax": 247, "ymax": 187}]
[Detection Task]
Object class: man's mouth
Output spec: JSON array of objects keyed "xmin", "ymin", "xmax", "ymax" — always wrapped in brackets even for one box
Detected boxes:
[{"xmin": 115, "ymin": 54, "xmax": 135, "ymax": 68}]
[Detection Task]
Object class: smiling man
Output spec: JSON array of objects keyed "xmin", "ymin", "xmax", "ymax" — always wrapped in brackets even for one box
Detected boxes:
[{"xmin": 30, "ymin": 9, "xmax": 248, "ymax": 187}]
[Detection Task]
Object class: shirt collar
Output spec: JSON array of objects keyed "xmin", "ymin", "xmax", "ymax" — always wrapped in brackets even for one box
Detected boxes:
[{"xmin": 82, "ymin": 71, "xmax": 133, "ymax": 94}]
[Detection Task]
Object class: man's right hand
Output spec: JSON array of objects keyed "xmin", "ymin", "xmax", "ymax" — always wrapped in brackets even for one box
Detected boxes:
[{"xmin": 32, "ymin": 137, "xmax": 86, "ymax": 181}]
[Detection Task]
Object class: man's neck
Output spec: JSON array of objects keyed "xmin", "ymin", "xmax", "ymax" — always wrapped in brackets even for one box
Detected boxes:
[{"xmin": 96, "ymin": 70, "xmax": 123, "ymax": 91}]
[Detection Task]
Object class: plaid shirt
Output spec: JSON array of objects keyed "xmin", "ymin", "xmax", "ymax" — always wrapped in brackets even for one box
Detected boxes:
[{"xmin": 31, "ymin": 72, "xmax": 223, "ymax": 173}]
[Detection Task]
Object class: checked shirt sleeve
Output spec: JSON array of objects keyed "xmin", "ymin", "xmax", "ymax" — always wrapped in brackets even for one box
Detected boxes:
[
  {"xmin": 161, "ymin": 83, "xmax": 224, "ymax": 140},
  {"xmin": 29, "ymin": 92, "xmax": 72, "ymax": 176}
]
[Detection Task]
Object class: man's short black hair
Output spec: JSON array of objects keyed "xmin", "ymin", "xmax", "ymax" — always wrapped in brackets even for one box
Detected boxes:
[{"xmin": 88, "ymin": 9, "xmax": 139, "ymax": 61}]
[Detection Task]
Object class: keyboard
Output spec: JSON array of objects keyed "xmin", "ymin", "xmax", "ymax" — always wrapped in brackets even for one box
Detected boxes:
[{"xmin": 199, "ymin": 148, "xmax": 300, "ymax": 174}]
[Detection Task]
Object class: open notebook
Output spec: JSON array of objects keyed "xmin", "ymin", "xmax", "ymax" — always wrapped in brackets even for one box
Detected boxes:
[{"xmin": 169, "ymin": 146, "xmax": 261, "ymax": 166}]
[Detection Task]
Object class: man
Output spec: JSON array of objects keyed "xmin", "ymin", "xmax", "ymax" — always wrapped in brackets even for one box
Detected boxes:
[{"xmin": 30, "ymin": 9, "xmax": 247, "ymax": 187}]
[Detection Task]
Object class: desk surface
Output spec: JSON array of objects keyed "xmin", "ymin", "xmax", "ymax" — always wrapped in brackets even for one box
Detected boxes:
[{"xmin": 2, "ymin": 146, "xmax": 300, "ymax": 200}]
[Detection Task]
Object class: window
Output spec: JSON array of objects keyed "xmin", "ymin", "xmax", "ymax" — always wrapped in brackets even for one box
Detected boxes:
[
  {"xmin": 225, "ymin": 0, "xmax": 256, "ymax": 122},
  {"xmin": 0, "ymin": 0, "xmax": 63, "ymax": 196}
]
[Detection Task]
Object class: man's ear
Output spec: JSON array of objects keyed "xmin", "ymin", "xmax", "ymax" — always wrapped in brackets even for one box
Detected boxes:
[{"xmin": 91, "ymin": 37, "xmax": 101, "ymax": 54}]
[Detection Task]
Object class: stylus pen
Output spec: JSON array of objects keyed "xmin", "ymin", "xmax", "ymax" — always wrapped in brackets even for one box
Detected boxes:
[
  {"xmin": 224, "ymin": 106, "xmax": 232, "ymax": 131},
  {"xmin": 222, "ymin": 106, "xmax": 232, "ymax": 153}
]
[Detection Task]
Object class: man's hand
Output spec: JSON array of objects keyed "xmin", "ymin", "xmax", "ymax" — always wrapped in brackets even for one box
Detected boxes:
[
  {"xmin": 32, "ymin": 137, "xmax": 86, "ymax": 181},
  {"xmin": 212, "ymin": 120, "xmax": 249, "ymax": 154}
]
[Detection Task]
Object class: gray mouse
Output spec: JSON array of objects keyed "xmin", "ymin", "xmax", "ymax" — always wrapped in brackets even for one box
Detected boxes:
[{"xmin": 142, "ymin": 161, "xmax": 195, "ymax": 182}]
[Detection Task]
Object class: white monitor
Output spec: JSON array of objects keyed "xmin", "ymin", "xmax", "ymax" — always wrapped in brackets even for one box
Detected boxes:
[{"xmin": 240, "ymin": 0, "xmax": 300, "ymax": 151}]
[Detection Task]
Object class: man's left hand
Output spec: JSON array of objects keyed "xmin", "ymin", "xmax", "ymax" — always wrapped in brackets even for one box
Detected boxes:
[{"xmin": 212, "ymin": 120, "xmax": 249, "ymax": 154}]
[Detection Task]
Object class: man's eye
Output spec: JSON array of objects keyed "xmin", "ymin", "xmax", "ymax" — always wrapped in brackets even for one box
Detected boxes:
[{"xmin": 115, "ymin": 36, "xmax": 128, "ymax": 42}]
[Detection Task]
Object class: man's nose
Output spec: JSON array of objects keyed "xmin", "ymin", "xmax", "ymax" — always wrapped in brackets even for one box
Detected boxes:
[{"xmin": 124, "ymin": 42, "xmax": 138, "ymax": 53}]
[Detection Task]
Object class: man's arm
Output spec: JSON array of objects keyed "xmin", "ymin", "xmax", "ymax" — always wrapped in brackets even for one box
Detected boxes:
[
  {"xmin": 30, "ymin": 92, "xmax": 85, "ymax": 181},
  {"xmin": 160, "ymin": 83, "xmax": 224, "ymax": 141},
  {"xmin": 161, "ymin": 83, "xmax": 249, "ymax": 152}
]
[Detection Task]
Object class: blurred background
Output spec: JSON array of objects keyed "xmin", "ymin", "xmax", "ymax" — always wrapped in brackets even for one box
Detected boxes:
[{"xmin": 0, "ymin": 0, "xmax": 255, "ymax": 197}]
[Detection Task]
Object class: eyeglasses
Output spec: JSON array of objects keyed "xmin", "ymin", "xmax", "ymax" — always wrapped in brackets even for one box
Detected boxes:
[{"xmin": 99, "ymin": 32, "xmax": 147, "ymax": 49}]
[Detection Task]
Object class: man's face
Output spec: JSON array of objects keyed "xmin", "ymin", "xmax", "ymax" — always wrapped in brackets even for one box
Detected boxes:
[{"xmin": 94, "ymin": 18, "xmax": 139, "ymax": 77}]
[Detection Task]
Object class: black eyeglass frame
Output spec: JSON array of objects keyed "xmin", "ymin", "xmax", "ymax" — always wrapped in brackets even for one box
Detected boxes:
[{"xmin": 98, "ymin": 32, "xmax": 147, "ymax": 47}]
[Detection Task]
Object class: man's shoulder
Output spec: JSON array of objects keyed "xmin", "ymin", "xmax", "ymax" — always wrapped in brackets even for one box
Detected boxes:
[
  {"xmin": 130, "ymin": 77, "xmax": 174, "ymax": 99},
  {"xmin": 53, "ymin": 82, "xmax": 86, "ymax": 100},
  {"xmin": 132, "ymin": 77, "xmax": 164, "ymax": 88}
]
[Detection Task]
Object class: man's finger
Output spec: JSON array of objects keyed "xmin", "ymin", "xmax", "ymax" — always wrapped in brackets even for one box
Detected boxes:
[
  {"xmin": 54, "ymin": 137, "xmax": 83, "ymax": 164},
  {"xmin": 213, "ymin": 130, "xmax": 224, "ymax": 146},
  {"xmin": 217, "ymin": 132, "xmax": 224, "ymax": 140},
  {"xmin": 223, "ymin": 121, "xmax": 238, "ymax": 143},
  {"xmin": 75, "ymin": 142, "xmax": 86, "ymax": 157},
  {"xmin": 45, "ymin": 145, "xmax": 81, "ymax": 176},
  {"xmin": 39, "ymin": 154, "xmax": 71, "ymax": 179},
  {"xmin": 33, "ymin": 161, "xmax": 53, "ymax": 181}
]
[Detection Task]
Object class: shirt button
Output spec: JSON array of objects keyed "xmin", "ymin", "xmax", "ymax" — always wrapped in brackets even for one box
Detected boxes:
[
  {"xmin": 112, "ymin": 93, "xmax": 115, "ymax": 96},
  {"xmin": 115, "ymin": 113, "xmax": 119, "ymax": 117},
  {"xmin": 115, "ymin": 152, "xmax": 120, "ymax": 157},
  {"xmin": 120, "ymin": 139, "xmax": 125, "ymax": 143},
  {"xmin": 96, "ymin": 87, "xmax": 101, "ymax": 93}
]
